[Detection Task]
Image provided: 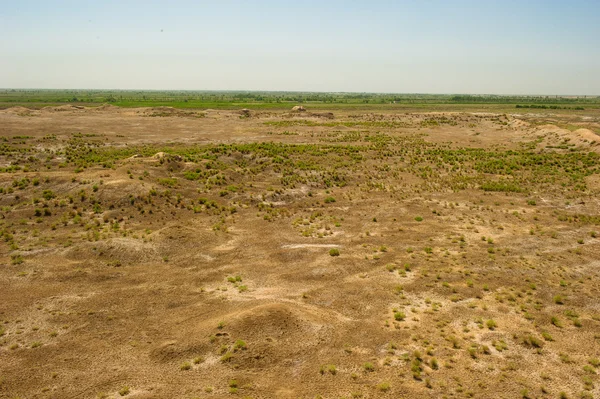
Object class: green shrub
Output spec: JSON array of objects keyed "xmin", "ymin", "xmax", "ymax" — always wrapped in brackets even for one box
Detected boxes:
[
  {"xmin": 234, "ymin": 340, "xmax": 247, "ymax": 351},
  {"xmin": 554, "ymin": 295, "xmax": 565, "ymax": 305},
  {"xmin": 394, "ymin": 311, "xmax": 406, "ymax": 321},
  {"xmin": 480, "ymin": 181, "xmax": 523, "ymax": 193},
  {"xmin": 551, "ymin": 316, "xmax": 562, "ymax": 327},
  {"xmin": 42, "ymin": 190, "xmax": 55, "ymax": 200},
  {"xmin": 542, "ymin": 331, "xmax": 554, "ymax": 341},
  {"xmin": 11, "ymin": 254, "xmax": 23, "ymax": 265},
  {"xmin": 180, "ymin": 362, "xmax": 191, "ymax": 370},
  {"xmin": 320, "ymin": 364, "xmax": 337, "ymax": 375},
  {"xmin": 376, "ymin": 382, "xmax": 390, "ymax": 392},
  {"xmin": 430, "ymin": 358, "xmax": 439, "ymax": 370}
]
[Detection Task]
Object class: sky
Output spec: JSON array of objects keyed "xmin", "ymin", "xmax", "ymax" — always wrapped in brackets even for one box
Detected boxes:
[{"xmin": 1, "ymin": 0, "xmax": 599, "ymax": 94}]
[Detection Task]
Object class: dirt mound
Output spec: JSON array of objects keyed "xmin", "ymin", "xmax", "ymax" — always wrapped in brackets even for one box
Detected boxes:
[
  {"xmin": 227, "ymin": 303, "xmax": 324, "ymax": 339},
  {"xmin": 539, "ymin": 124, "xmax": 600, "ymax": 149},
  {"xmin": 63, "ymin": 237, "xmax": 160, "ymax": 266},
  {"xmin": 151, "ymin": 106, "xmax": 178, "ymax": 114},
  {"xmin": 508, "ymin": 118, "xmax": 529, "ymax": 128},
  {"xmin": 153, "ymin": 152, "xmax": 183, "ymax": 161},
  {"xmin": 41, "ymin": 104, "xmax": 85, "ymax": 112},
  {"xmin": 573, "ymin": 128, "xmax": 600, "ymax": 142},
  {"xmin": 152, "ymin": 224, "xmax": 220, "ymax": 259},
  {"xmin": 149, "ymin": 341, "xmax": 210, "ymax": 364},
  {"xmin": 139, "ymin": 106, "xmax": 201, "ymax": 118},
  {"xmin": 2, "ymin": 106, "xmax": 35, "ymax": 114},
  {"xmin": 538, "ymin": 124, "xmax": 562, "ymax": 132},
  {"xmin": 92, "ymin": 103, "xmax": 119, "ymax": 112},
  {"xmin": 212, "ymin": 303, "xmax": 331, "ymax": 369}
]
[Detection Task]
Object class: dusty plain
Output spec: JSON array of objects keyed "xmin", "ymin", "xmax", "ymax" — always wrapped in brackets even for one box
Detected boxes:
[{"xmin": 0, "ymin": 104, "xmax": 600, "ymax": 399}]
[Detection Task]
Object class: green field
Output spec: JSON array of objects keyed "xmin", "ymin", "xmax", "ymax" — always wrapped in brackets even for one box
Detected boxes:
[{"xmin": 1, "ymin": 89, "xmax": 599, "ymax": 112}]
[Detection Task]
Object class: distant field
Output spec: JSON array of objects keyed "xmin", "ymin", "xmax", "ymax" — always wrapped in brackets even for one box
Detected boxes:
[{"xmin": 1, "ymin": 89, "xmax": 599, "ymax": 113}]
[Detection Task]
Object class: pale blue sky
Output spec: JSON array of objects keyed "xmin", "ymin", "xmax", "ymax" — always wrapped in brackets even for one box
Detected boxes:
[{"xmin": 1, "ymin": 0, "xmax": 599, "ymax": 94}]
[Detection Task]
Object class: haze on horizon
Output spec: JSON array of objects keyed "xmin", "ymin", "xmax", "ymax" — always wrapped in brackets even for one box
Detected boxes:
[{"xmin": 1, "ymin": 0, "xmax": 599, "ymax": 95}]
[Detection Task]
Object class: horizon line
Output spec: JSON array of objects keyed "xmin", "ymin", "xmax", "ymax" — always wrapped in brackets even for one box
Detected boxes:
[{"xmin": 1, "ymin": 88, "xmax": 599, "ymax": 97}]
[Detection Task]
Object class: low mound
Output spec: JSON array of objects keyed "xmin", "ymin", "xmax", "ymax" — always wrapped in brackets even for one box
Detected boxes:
[
  {"xmin": 508, "ymin": 118, "xmax": 529, "ymax": 128},
  {"xmin": 92, "ymin": 103, "xmax": 119, "ymax": 111},
  {"xmin": 3, "ymin": 106, "xmax": 34, "ymax": 114},
  {"xmin": 64, "ymin": 237, "xmax": 160, "ymax": 266},
  {"xmin": 149, "ymin": 341, "xmax": 211, "ymax": 364},
  {"xmin": 226, "ymin": 303, "xmax": 324, "ymax": 339},
  {"xmin": 152, "ymin": 224, "xmax": 220, "ymax": 258},
  {"xmin": 150, "ymin": 106, "xmax": 178, "ymax": 113},
  {"xmin": 41, "ymin": 104, "xmax": 85, "ymax": 112},
  {"xmin": 208, "ymin": 303, "xmax": 331, "ymax": 370},
  {"xmin": 574, "ymin": 128, "xmax": 600, "ymax": 142},
  {"xmin": 153, "ymin": 152, "xmax": 183, "ymax": 161},
  {"xmin": 139, "ymin": 106, "xmax": 200, "ymax": 118}
]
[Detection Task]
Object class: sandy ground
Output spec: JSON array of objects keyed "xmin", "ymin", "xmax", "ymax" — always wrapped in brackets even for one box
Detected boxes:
[{"xmin": 0, "ymin": 106, "xmax": 599, "ymax": 399}]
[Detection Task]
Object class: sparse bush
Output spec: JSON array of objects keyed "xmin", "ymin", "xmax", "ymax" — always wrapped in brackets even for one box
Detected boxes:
[
  {"xmin": 220, "ymin": 351, "xmax": 233, "ymax": 362},
  {"xmin": 320, "ymin": 364, "xmax": 337, "ymax": 375},
  {"xmin": 554, "ymin": 295, "xmax": 565, "ymax": 305},
  {"xmin": 376, "ymin": 382, "xmax": 390, "ymax": 392},
  {"xmin": 234, "ymin": 340, "xmax": 247, "ymax": 351},
  {"xmin": 11, "ymin": 254, "xmax": 24, "ymax": 265},
  {"xmin": 42, "ymin": 190, "xmax": 55, "ymax": 200},
  {"xmin": 430, "ymin": 358, "xmax": 439, "ymax": 370},
  {"xmin": 551, "ymin": 316, "xmax": 562, "ymax": 327},
  {"xmin": 522, "ymin": 335, "xmax": 543, "ymax": 348},
  {"xmin": 180, "ymin": 362, "xmax": 191, "ymax": 370},
  {"xmin": 542, "ymin": 331, "xmax": 554, "ymax": 341},
  {"xmin": 493, "ymin": 340, "xmax": 508, "ymax": 351},
  {"xmin": 394, "ymin": 311, "xmax": 405, "ymax": 321}
]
